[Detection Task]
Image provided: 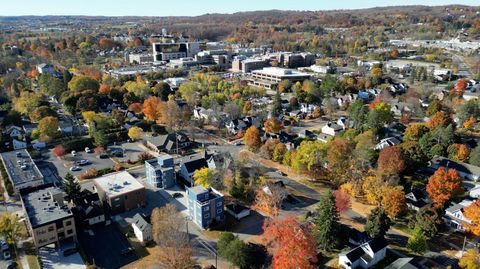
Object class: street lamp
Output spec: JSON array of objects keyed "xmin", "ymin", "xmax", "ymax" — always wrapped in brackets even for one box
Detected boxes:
[{"xmin": 184, "ymin": 216, "xmax": 192, "ymax": 242}]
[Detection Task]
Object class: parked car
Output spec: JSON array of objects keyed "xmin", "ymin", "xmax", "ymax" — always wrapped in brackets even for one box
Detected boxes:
[
  {"xmin": 3, "ymin": 250, "xmax": 11, "ymax": 260},
  {"xmin": 172, "ymin": 193, "xmax": 184, "ymax": 198},
  {"xmin": 70, "ymin": 166, "xmax": 81, "ymax": 172},
  {"xmin": 98, "ymin": 153, "xmax": 109, "ymax": 159},
  {"xmin": 63, "ymin": 248, "xmax": 77, "ymax": 257},
  {"xmin": 85, "ymin": 147, "xmax": 93, "ymax": 153},
  {"xmin": 78, "ymin": 160, "xmax": 91, "ymax": 166},
  {"xmin": 110, "ymin": 149, "xmax": 124, "ymax": 157},
  {"xmin": 71, "ymin": 150, "xmax": 77, "ymax": 156}
]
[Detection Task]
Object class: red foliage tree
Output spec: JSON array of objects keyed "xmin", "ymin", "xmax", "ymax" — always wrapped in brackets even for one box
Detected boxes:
[
  {"xmin": 334, "ymin": 189, "xmax": 351, "ymax": 213},
  {"xmin": 377, "ymin": 146, "xmax": 406, "ymax": 176},
  {"xmin": 426, "ymin": 167, "xmax": 463, "ymax": 209},
  {"xmin": 263, "ymin": 217, "xmax": 318, "ymax": 269},
  {"xmin": 52, "ymin": 145, "xmax": 66, "ymax": 158},
  {"xmin": 128, "ymin": 102, "xmax": 143, "ymax": 114}
]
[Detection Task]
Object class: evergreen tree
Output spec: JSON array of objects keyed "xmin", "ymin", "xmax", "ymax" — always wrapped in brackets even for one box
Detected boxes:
[
  {"xmin": 272, "ymin": 90, "xmax": 282, "ymax": 116},
  {"xmin": 407, "ymin": 226, "xmax": 428, "ymax": 254},
  {"xmin": 364, "ymin": 207, "xmax": 391, "ymax": 238},
  {"xmin": 63, "ymin": 173, "xmax": 81, "ymax": 202},
  {"xmin": 217, "ymin": 232, "xmax": 250, "ymax": 268},
  {"xmin": 314, "ymin": 190, "xmax": 340, "ymax": 251}
]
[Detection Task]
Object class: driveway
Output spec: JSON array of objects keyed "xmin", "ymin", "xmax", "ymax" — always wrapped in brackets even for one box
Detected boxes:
[{"xmin": 39, "ymin": 245, "xmax": 84, "ymax": 269}]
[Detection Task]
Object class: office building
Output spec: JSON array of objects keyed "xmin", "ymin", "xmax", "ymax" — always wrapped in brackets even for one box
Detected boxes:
[
  {"xmin": 152, "ymin": 42, "xmax": 203, "ymax": 62},
  {"xmin": 0, "ymin": 150, "xmax": 44, "ymax": 192},
  {"xmin": 249, "ymin": 67, "xmax": 311, "ymax": 89}
]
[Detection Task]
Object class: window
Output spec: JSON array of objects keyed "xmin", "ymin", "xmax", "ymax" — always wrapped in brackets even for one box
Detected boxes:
[
  {"xmin": 48, "ymin": 226, "xmax": 54, "ymax": 232},
  {"xmin": 204, "ymin": 213, "xmax": 210, "ymax": 219},
  {"xmin": 216, "ymin": 201, "xmax": 222, "ymax": 207},
  {"xmin": 125, "ymin": 195, "xmax": 128, "ymax": 200},
  {"xmin": 66, "ymin": 229, "xmax": 73, "ymax": 235},
  {"xmin": 216, "ymin": 209, "xmax": 222, "ymax": 214},
  {"xmin": 65, "ymin": 220, "xmax": 72, "ymax": 226},
  {"xmin": 203, "ymin": 206, "xmax": 209, "ymax": 212}
]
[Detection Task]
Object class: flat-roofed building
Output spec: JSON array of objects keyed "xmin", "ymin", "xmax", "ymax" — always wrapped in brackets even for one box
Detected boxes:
[
  {"xmin": 20, "ymin": 184, "xmax": 76, "ymax": 249},
  {"xmin": 93, "ymin": 171, "xmax": 146, "ymax": 215},
  {"xmin": 187, "ymin": 186, "xmax": 224, "ymax": 229},
  {"xmin": 0, "ymin": 149, "xmax": 44, "ymax": 192},
  {"xmin": 232, "ymin": 58, "xmax": 269, "ymax": 73},
  {"xmin": 249, "ymin": 67, "xmax": 311, "ymax": 89}
]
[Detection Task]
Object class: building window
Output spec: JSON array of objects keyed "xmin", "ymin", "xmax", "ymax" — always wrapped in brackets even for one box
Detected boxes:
[
  {"xmin": 216, "ymin": 201, "xmax": 222, "ymax": 207},
  {"xmin": 65, "ymin": 220, "xmax": 72, "ymax": 226},
  {"xmin": 66, "ymin": 229, "xmax": 73, "ymax": 235},
  {"xmin": 203, "ymin": 206, "xmax": 210, "ymax": 212},
  {"xmin": 204, "ymin": 213, "xmax": 210, "ymax": 219},
  {"xmin": 48, "ymin": 226, "xmax": 54, "ymax": 232},
  {"xmin": 216, "ymin": 209, "xmax": 222, "ymax": 214}
]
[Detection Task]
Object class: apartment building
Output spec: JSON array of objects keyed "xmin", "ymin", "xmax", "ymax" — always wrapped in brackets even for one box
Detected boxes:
[
  {"xmin": 187, "ymin": 186, "xmax": 225, "ymax": 229},
  {"xmin": 145, "ymin": 154, "xmax": 176, "ymax": 189}
]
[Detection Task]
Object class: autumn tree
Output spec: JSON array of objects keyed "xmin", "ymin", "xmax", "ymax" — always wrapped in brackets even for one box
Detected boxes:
[
  {"xmin": 407, "ymin": 226, "xmax": 428, "ymax": 254},
  {"xmin": 426, "ymin": 168, "xmax": 463, "ymax": 209},
  {"xmin": 404, "ymin": 124, "xmax": 428, "ymax": 141},
  {"xmin": 52, "ymin": 145, "xmax": 66, "ymax": 158},
  {"xmin": 264, "ymin": 117, "xmax": 282, "ymax": 133},
  {"xmin": 143, "ymin": 96, "xmax": 164, "ymax": 122},
  {"xmin": 193, "ymin": 168, "xmax": 221, "ymax": 189},
  {"xmin": 426, "ymin": 111, "xmax": 451, "ymax": 130},
  {"xmin": 459, "ymin": 248, "xmax": 480, "ymax": 269},
  {"xmin": 263, "ymin": 217, "xmax": 318, "ymax": 269},
  {"xmin": 380, "ymin": 186, "xmax": 406, "ymax": 219},
  {"xmin": 314, "ymin": 190, "xmax": 341, "ymax": 251},
  {"xmin": 0, "ymin": 213, "xmax": 25, "ymax": 256},
  {"xmin": 363, "ymin": 175, "xmax": 385, "ymax": 205},
  {"xmin": 13, "ymin": 91, "xmax": 43, "ymax": 115},
  {"xmin": 334, "ymin": 189, "xmax": 351, "ymax": 213},
  {"xmin": 377, "ymin": 146, "xmax": 406, "ymax": 177},
  {"xmin": 464, "ymin": 199, "xmax": 480, "ymax": 236},
  {"xmin": 254, "ymin": 183, "xmax": 287, "ymax": 216},
  {"xmin": 29, "ymin": 106, "xmax": 57, "ymax": 123},
  {"xmin": 364, "ymin": 207, "xmax": 391, "ymax": 238},
  {"xmin": 243, "ymin": 126, "xmax": 261, "ymax": 151},
  {"xmin": 408, "ymin": 207, "xmax": 440, "ymax": 238},
  {"xmin": 291, "ymin": 140, "xmax": 328, "ymax": 175},
  {"xmin": 38, "ymin": 116, "xmax": 60, "ymax": 142},
  {"xmin": 128, "ymin": 126, "xmax": 143, "ymax": 141},
  {"xmin": 151, "ymin": 205, "xmax": 195, "ymax": 269},
  {"xmin": 68, "ymin": 75, "xmax": 99, "ymax": 94}
]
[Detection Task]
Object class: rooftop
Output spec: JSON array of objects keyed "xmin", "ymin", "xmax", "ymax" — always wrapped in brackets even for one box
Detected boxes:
[
  {"xmin": 21, "ymin": 184, "xmax": 72, "ymax": 228},
  {"xmin": 0, "ymin": 150, "xmax": 44, "ymax": 188},
  {"xmin": 252, "ymin": 67, "xmax": 311, "ymax": 77},
  {"xmin": 93, "ymin": 171, "xmax": 144, "ymax": 198}
]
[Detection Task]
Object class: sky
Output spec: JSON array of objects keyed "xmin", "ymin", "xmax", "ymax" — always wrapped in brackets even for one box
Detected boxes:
[{"xmin": 0, "ymin": 0, "xmax": 478, "ymax": 16}]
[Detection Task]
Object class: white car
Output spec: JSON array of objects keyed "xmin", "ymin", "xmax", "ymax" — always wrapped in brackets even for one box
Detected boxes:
[
  {"xmin": 71, "ymin": 150, "xmax": 77, "ymax": 156},
  {"xmin": 78, "ymin": 160, "xmax": 91, "ymax": 166},
  {"xmin": 85, "ymin": 147, "xmax": 93, "ymax": 153},
  {"xmin": 70, "ymin": 166, "xmax": 81, "ymax": 172}
]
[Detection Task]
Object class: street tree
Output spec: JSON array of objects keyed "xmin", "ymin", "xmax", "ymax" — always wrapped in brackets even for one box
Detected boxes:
[
  {"xmin": 364, "ymin": 207, "xmax": 391, "ymax": 238},
  {"xmin": 314, "ymin": 190, "xmax": 341, "ymax": 251}
]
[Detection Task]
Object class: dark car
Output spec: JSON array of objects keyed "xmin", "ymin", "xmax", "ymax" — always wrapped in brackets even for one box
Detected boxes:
[
  {"xmin": 120, "ymin": 247, "xmax": 134, "ymax": 256},
  {"xmin": 63, "ymin": 248, "xmax": 78, "ymax": 257},
  {"xmin": 172, "ymin": 193, "xmax": 184, "ymax": 198},
  {"xmin": 110, "ymin": 149, "xmax": 124, "ymax": 157},
  {"xmin": 98, "ymin": 153, "xmax": 109, "ymax": 159}
]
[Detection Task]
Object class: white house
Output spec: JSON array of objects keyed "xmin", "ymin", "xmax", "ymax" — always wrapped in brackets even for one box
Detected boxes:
[
  {"xmin": 131, "ymin": 213, "xmax": 152, "ymax": 245},
  {"xmin": 321, "ymin": 122, "xmax": 344, "ymax": 137},
  {"xmin": 226, "ymin": 203, "xmax": 250, "ymax": 220},
  {"xmin": 374, "ymin": 137, "xmax": 402, "ymax": 151},
  {"xmin": 339, "ymin": 237, "xmax": 388, "ymax": 269},
  {"xmin": 444, "ymin": 199, "xmax": 475, "ymax": 232}
]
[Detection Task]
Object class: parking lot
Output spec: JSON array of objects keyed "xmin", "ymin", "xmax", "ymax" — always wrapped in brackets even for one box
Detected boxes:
[
  {"xmin": 77, "ymin": 223, "xmax": 137, "ymax": 269},
  {"xmin": 40, "ymin": 148, "xmax": 116, "ymax": 179},
  {"xmin": 38, "ymin": 244, "xmax": 84, "ymax": 269},
  {"xmin": 109, "ymin": 141, "xmax": 145, "ymax": 163}
]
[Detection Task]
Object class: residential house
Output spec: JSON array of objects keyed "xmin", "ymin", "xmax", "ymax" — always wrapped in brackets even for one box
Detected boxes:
[
  {"xmin": 339, "ymin": 237, "xmax": 388, "ymax": 269},
  {"xmin": 186, "ymin": 186, "xmax": 225, "ymax": 229},
  {"xmin": 4, "ymin": 125, "xmax": 27, "ymax": 150},
  {"xmin": 300, "ymin": 103, "xmax": 319, "ymax": 115},
  {"xmin": 93, "ymin": 171, "xmax": 146, "ymax": 215},
  {"xmin": 131, "ymin": 213, "xmax": 152, "ymax": 245},
  {"xmin": 225, "ymin": 116, "xmax": 261, "ymax": 135},
  {"xmin": 429, "ymin": 156, "xmax": 480, "ymax": 189},
  {"xmin": 321, "ymin": 122, "xmax": 344, "ymax": 137},
  {"xmin": 179, "ymin": 154, "xmax": 212, "ymax": 186},
  {"xmin": 37, "ymin": 63, "xmax": 59, "ymax": 77},
  {"xmin": 73, "ymin": 186, "xmax": 105, "ymax": 227},
  {"xmin": 405, "ymin": 188, "xmax": 429, "ymax": 211},
  {"xmin": 193, "ymin": 107, "xmax": 226, "ymax": 124},
  {"xmin": 317, "ymin": 133, "xmax": 334, "ymax": 143},
  {"xmin": 374, "ymin": 137, "xmax": 402, "ymax": 151},
  {"xmin": 145, "ymin": 154, "xmax": 176, "ymax": 188},
  {"xmin": 20, "ymin": 184, "xmax": 77, "ymax": 249},
  {"xmin": 336, "ymin": 94, "xmax": 357, "ymax": 108},
  {"xmin": 226, "ymin": 203, "xmax": 250, "ymax": 220},
  {"xmin": 444, "ymin": 199, "xmax": 475, "ymax": 232},
  {"xmin": 145, "ymin": 132, "xmax": 192, "ymax": 154},
  {"xmin": 391, "ymin": 102, "xmax": 413, "ymax": 117},
  {"xmin": 389, "ymin": 83, "xmax": 408, "ymax": 94}
]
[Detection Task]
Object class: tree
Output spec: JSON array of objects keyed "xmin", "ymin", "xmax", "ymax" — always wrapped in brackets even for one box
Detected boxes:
[
  {"xmin": 354, "ymin": 130, "xmax": 377, "ymax": 165},
  {"xmin": 272, "ymin": 91, "xmax": 282, "ymax": 115},
  {"xmin": 426, "ymin": 111, "xmax": 451, "ymax": 130},
  {"xmin": 380, "ymin": 186, "xmax": 406, "ymax": 219},
  {"xmin": 13, "ymin": 91, "xmax": 43, "ymax": 115},
  {"xmin": 348, "ymin": 100, "xmax": 368, "ymax": 130},
  {"xmin": 93, "ymin": 131, "xmax": 109, "ymax": 148},
  {"xmin": 38, "ymin": 116, "xmax": 60, "ymax": 142},
  {"xmin": 217, "ymin": 232, "xmax": 250, "ymax": 268},
  {"xmin": 427, "ymin": 167, "xmax": 463, "ymax": 209},
  {"xmin": 153, "ymin": 81, "xmax": 172, "ymax": 101},
  {"xmin": 29, "ymin": 106, "xmax": 57, "ymax": 123},
  {"xmin": 39, "ymin": 73, "xmax": 66, "ymax": 98},
  {"xmin": 143, "ymin": 96, "xmax": 164, "ymax": 122},
  {"xmin": 151, "ymin": 205, "xmax": 195, "ymax": 269},
  {"xmin": 178, "ymin": 82, "xmax": 198, "ymax": 106},
  {"xmin": 367, "ymin": 102, "xmax": 394, "ymax": 133},
  {"xmin": 364, "ymin": 207, "xmax": 391, "ymax": 238},
  {"xmin": 334, "ymin": 189, "xmax": 351, "ymax": 213},
  {"xmin": 243, "ymin": 126, "xmax": 261, "ymax": 151},
  {"xmin": 68, "ymin": 75, "xmax": 99, "ymax": 94},
  {"xmin": 0, "ymin": 213, "xmax": 24, "ymax": 256},
  {"xmin": 125, "ymin": 80, "xmax": 151, "ymax": 99},
  {"xmin": 163, "ymin": 95, "xmax": 183, "ymax": 129},
  {"xmin": 254, "ymin": 183, "xmax": 287, "ymax": 216},
  {"xmin": 272, "ymin": 143, "xmax": 287, "ymax": 162},
  {"xmin": 291, "ymin": 140, "xmax": 328, "ymax": 175},
  {"xmin": 314, "ymin": 190, "xmax": 340, "ymax": 251},
  {"xmin": 407, "ymin": 226, "xmax": 427, "ymax": 254},
  {"xmin": 404, "ymin": 124, "xmax": 428, "ymax": 142},
  {"xmin": 459, "ymin": 248, "xmax": 480, "ymax": 269},
  {"xmin": 320, "ymin": 74, "xmax": 338, "ymax": 97},
  {"xmin": 263, "ymin": 217, "xmax": 318, "ymax": 269},
  {"xmin": 264, "ymin": 117, "xmax": 282, "ymax": 133},
  {"xmin": 457, "ymin": 99, "xmax": 480, "ymax": 125},
  {"xmin": 327, "ymin": 137, "xmax": 353, "ymax": 178},
  {"xmin": 128, "ymin": 126, "xmax": 143, "ymax": 141},
  {"xmin": 448, "ymin": 144, "xmax": 471, "ymax": 162},
  {"xmin": 409, "ymin": 207, "xmax": 440, "ymax": 238},
  {"xmin": 53, "ymin": 145, "xmax": 66, "ymax": 158},
  {"xmin": 193, "ymin": 168, "xmax": 221, "ymax": 189},
  {"xmin": 464, "ymin": 199, "xmax": 480, "ymax": 236},
  {"xmin": 470, "ymin": 146, "xmax": 480, "ymax": 166},
  {"xmin": 63, "ymin": 173, "xmax": 81, "ymax": 202},
  {"xmin": 377, "ymin": 146, "xmax": 406, "ymax": 177}
]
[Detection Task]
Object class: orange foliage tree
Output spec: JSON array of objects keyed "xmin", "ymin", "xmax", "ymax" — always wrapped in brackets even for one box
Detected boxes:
[
  {"xmin": 98, "ymin": 83, "xmax": 111, "ymax": 94},
  {"xmin": 426, "ymin": 111, "xmax": 451, "ymax": 130},
  {"xmin": 426, "ymin": 168, "xmax": 463, "ymax": 209},
  {"xmin": 377, "ymin": 146, "xmax": 406, "ymax": 176},
  {"xmin": 464, "ymin": 200, "xmax": 480, "ymax": 236},
  {"xmin": 142, "ymin": 96, "xmax": 164, "ymax": 122},
  {"xmin": 381, "ymin": 185, "xmax": 406, "ymax": 219},
  {"xmin": 264, "ymin": 117, "xmax": 282, "ymax": 134},
  {"xmin": 334, "ymin": 189, "xmax": 351, "ymax": 213},
  {"xmin": 263, "ymin": 217, "xmax": 318, "ymax": 269},
  {"xmin": 463, "ymin": 116, "xmax": 476, "ymax": 129},
  {"xmin": 128, "ymin": 103, "xmax": 143, "ymax": 114},
  {"xmin": 243, "ymin": 126, "xmax": 261, "ymax": 151}
]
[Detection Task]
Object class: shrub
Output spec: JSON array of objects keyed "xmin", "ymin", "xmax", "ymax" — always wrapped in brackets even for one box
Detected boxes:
[
  {"xmin": 52, "ymin": 145, "xmax": 66, "ymax": 158},
  {"xmin": 138, "ymin": 152, "xmax": 154, "ymax": 162},
  {"xmin": 64, "ymin": 137, "xmax": 93, "ymax": 152},
  {"xmin": 79, "ymin": 168, "xmax": 98, "ymax": 180}
]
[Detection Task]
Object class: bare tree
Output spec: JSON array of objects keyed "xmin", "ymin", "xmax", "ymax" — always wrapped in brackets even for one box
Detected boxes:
[
  {"xmin": 254, "ymin": 183, "xmax": 288, "ymax": 216},
  {"xmin": 151, "ymin": 204, "xmax": 196, "ymax": 269}
]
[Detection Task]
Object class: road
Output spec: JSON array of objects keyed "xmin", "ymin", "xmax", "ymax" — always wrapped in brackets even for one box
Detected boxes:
[{"xmin": 452, "ymin": 54, "xmax": 472, "ymax": 78}]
